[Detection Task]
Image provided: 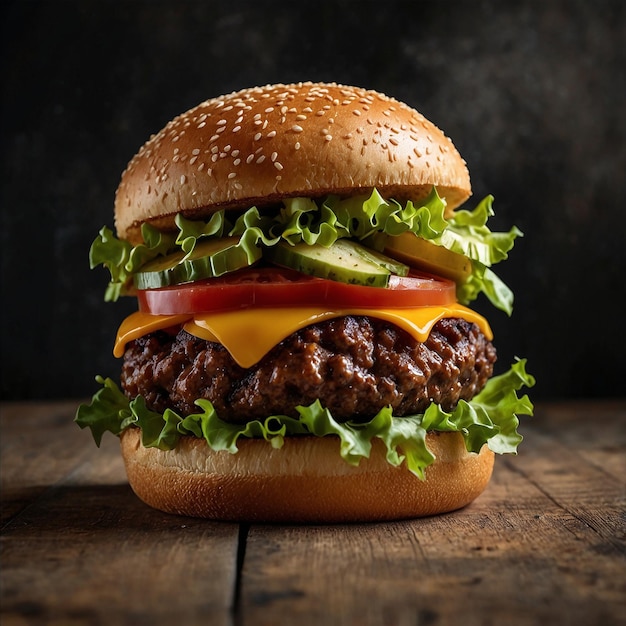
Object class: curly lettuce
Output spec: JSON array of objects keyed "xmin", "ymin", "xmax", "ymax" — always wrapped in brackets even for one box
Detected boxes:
[{"xmin": 75, "ymin": 359, "xmax": 535, "ymax": 480}]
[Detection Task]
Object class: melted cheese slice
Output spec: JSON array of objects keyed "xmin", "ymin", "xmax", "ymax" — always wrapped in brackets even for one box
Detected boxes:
[{"xmin": 114, "ymin": 304, "xmax": 492, "ymax": 368}]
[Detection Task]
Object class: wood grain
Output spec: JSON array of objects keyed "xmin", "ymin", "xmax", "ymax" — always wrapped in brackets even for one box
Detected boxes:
[
  {"xmin": 1, "ymin": 400, "xmax": 625, "ymax": 626},
  {"xmin": 1, "ymin": 403, "xmax": 240, "ymax": 626}
]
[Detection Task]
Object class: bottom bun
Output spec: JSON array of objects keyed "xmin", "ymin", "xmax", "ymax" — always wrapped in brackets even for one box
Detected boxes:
[{"xmin": 120, "ymin": 428, "xmax": 494, "ymax": 522}]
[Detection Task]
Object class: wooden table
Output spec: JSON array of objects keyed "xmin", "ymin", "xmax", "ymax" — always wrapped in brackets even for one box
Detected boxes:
[{"xmin": 1, "ymin": 400, "xmax": 625, "ymax": 625}]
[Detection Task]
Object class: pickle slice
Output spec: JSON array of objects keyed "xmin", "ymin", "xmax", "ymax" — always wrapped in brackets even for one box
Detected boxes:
[
  {"xmin": 266, "ymin": 239, "xmax": 409, "ymax": 287},
  {"xmin": 384, "ymin": 233, "xmax": 472, "ymax": 283},
  {"xmin": 134, "ymin": 237, "xmax": 261, "ymax": 289}
]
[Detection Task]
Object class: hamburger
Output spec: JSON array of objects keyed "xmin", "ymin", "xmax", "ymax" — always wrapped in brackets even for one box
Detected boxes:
[{"xmin": 76, "ymin": 82, "xmax": 534, "ymax": 522}]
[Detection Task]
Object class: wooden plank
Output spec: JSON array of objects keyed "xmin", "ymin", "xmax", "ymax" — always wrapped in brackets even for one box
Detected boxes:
[
  {"xmin": 1, "ymin": 402, "xmax": 241, "ymax": 626},
  {"xmin": 236, "ymin": 409, "xmax": 626, "ymax": 626},
  {"xmin": 0, "ymin": 401, "xmax": 94, "ymax": 524},
  {"xmin": 530, "ymin": 400, "xmax": 626, "ymax": 480}
]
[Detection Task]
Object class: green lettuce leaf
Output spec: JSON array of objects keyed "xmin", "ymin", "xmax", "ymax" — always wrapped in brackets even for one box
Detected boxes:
[{"xmin": 75, "ymin": 360, "xmax": 535, "ymax": 479}]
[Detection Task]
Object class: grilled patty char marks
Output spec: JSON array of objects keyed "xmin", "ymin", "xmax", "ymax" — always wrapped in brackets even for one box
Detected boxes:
[{"xmin": 121, "ymin": 316, "xmax": 497, "ymax": 424}]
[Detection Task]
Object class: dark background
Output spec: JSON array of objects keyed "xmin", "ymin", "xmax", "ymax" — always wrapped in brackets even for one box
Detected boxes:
[{"xmin": 1, "ymin": 0, "xmax": 625, "ymax": 402}]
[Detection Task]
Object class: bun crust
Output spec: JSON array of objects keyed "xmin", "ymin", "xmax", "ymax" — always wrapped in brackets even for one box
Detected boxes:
[
  {"xmin": 120, "ymin": 428, "xmax": 494, "ymax": 522},
  {"xmin": 115, "ymin": 82, "xmax": 471, "ymax": 244}
]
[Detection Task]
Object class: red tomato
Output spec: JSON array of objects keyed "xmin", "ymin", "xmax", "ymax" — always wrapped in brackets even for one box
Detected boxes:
[{"xmin": 136, "ymin": 267, "xmax": 456, "ymax": 315}]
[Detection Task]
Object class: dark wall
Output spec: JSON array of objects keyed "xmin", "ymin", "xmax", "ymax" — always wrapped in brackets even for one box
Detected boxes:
[{"xmin": 2, "ymin": 0, "xmax": 625, "ymax": 402}]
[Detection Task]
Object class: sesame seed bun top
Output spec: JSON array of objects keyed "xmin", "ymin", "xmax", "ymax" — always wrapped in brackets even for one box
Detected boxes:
[{"xmin": 114, "ymin": 82, "xmax": 471, "ymax": 245}]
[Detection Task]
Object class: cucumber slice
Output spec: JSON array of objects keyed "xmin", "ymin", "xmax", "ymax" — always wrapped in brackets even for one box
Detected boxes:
[
  {"xmin": 134, "ymin": 237, "xmax": 261, "ymax": 289},
  {"xmin": 266, "ymin": 239, "xmax": 409, "ymax": 287}
]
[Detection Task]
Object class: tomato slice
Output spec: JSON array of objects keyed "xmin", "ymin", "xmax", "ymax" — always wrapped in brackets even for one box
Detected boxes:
[{"xmin": 136, "ymin": 267, "xmax": 456, "ymax": 315}]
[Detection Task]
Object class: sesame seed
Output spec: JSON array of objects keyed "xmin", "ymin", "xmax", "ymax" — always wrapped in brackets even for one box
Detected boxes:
[
  {"xmin": 296, "ymin": 114, "xmax": 307, "ymax": 120},
  {"xmin": 294, "ymin": 142, "xmax": 301, "ymax": 150},
  {"xmin": 316, "ymin": 110, "xmax": 325, "ymax": 116},
  {"xmin": 256, "ymin": 155, "xmax": 266, "ymax": 164},
  {"xmin": 233, "ymin": 126, "xmax": 241, "ymax": 133},
  {"xmin": 389, "ymin": 137, "xmax": 399, "ymax": 146},
  {"xmin": 246, "ymin": 154, "xmax": 254, "ymax": 164},
  {"xmin": 291, "ymin": 125, "xmax": 304, "ymax": 132},
  {"xmin": 228, "ymin": 172, "xmax": 237, "ymax": 179},
  {"xmin": 217, "ymin": 119, "xmax": 227, "ymax": 126},
  {"xmin": 352, "ymin": 110, "xmax": 362, "ymax": 116},
  {"xmin": 271, "ymin": 151, "xmax": 278, "ymax": 162},
  {"xmin": 209, "ymin": 134, "xmax": 220, "ymax": 142},
  {"xmin": 274, "ymin": 161, "xmax": 283, "ymax": 170},
  {"xmin": 232, "ymin": 149, "xmax": 240, "ymax": 157},
  {"xmin": 265, "ymin": 107, "xmax": 274, "ymax": 113},
  {"xmin": 190, "ymin": 156, "xmax": 198, "ymax": 165},
  {"xmin": 267, "ymin": 130, "xmax": 277, "ymax": 138},
  {"xmin": 254, "ymin": 132, "xmax": 262, "ymax": 141},
  {"xmin": 197, "ymin": 122, "xmax": 206, "ymax": 129},
  {"xmin": 180, "ymin": 174, "xmax": 187, "ymax": 184},
  {"xmin": 233, "ymin": 158, "xmax": 241, "ymax": 166},
  {"xmin": 325, "ymin": 134, "xmax": 332, "ymax": 141},
  {"xmin": 192, "ymin": 148, "xmax": 200, "ymax": 155}
]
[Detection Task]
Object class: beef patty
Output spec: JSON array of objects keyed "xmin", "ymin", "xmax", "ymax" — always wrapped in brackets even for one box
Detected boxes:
[{"xmin": 121, "ymin": 316, "xmax": 497, "ymax": 424}]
